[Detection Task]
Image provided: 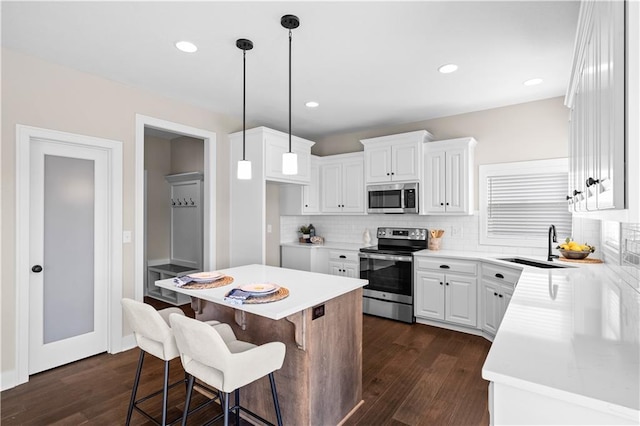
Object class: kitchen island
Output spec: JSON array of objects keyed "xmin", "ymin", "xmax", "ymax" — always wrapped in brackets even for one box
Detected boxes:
[{"xmin": 155, "ymin": 264, "xmax": 368, "ymax": 426}]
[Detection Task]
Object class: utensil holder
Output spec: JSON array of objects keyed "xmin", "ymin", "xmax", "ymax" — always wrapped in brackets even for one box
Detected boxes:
[{"xmin": 428, "ymin": 237, "xmax": 442, "ymax": 251}]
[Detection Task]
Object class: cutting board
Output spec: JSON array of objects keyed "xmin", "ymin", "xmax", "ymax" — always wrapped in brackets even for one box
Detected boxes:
[{"xmin": 558, "ymin": 257, "xmax": 603, "ymax": 264}]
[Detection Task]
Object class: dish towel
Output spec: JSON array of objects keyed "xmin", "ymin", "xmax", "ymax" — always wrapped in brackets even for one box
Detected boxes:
[
  {"xmin": 173, "ymin": 276, "xmax": 197, "ymax": 287},
  {"xmin": 224, "ymin": 288, "xmax": 252, "ymax": 305}
]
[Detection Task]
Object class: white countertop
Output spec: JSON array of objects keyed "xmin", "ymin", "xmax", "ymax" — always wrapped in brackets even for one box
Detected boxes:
[
  {"xmin": 482, "ymin": 263, "xmax": 640, "ymax": 420},
  {"xmin": 281, "ymin": 241, "xmax": 368, "ymax": 251},
  {"xmin": 155, "ymin": 264, "xmax": 368, "ymax": 320}
]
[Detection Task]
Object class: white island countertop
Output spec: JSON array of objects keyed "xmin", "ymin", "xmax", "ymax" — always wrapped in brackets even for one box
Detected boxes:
[
  {"xmin": 155, "ymin": 264, "xmax": 368, "ymax": 320},
  {"xmin": 482, "ymin": 262, "xmax": 640, "ymax": 423}
]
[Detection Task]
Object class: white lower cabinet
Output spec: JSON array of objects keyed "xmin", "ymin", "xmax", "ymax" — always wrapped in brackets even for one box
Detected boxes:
[
  {"xmin": 280, "ymin": 245, "xmax": 328, "ymax": 274},
  {"xmin": 480, "ymin": 262, "xmax": 521, "ymax": 336},
  {"xmin": 414, "ymin": 257, "xmax": 477, "ymax": 327},
  {"xmin": 328, "ymin": 249, "xmax": 359, "ymax": 278}
]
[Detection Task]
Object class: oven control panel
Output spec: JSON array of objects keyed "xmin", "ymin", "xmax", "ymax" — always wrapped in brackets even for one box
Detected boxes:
[{"xmin": 377, "ymin": 227, "xmax": 427, "ymax": 240}]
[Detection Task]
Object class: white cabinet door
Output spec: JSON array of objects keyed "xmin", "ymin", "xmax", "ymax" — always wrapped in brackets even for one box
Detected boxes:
[
  {"xmin": 392, "ymin": 142, "xmax": 421, "ymax": 182},
  {"xmin": 481, "ymin": 280, "xmax": 500, "ymax": 335},
  {"xmin": 445, "ymin": 147, "xmax": 468, "ymax": 214},
  {"xmin": 445, "ymin": 273, "xmax": 477, "ymax": 327},
  {"xmin": 343, "ymin": 262, "xmax": 358, "ymax": 278},
  {"xmin": 264, "ymin": 133, "xmax": 311, "ymax": 184},
  {"xmin": 415, "ymin": 271, "xmax": 445, "ymax": 320},
  {"xmin": 498, "ymin": 286, "xmax": 513, "ymax": 329},
  {"xmin": 342, "ymin": 159, "xmax": 365, "ymax": 213},
  {"xmin": 302, "ymin": 159, "xmax": 320, "ymax": 214},
  {"xmin": 364, "ymin": 145, "xmax": 391, "ymax": 183},
  {"xmin": 328, "ymin": 261, "xmax": 343, "ymax": 276},
  {"xmin": 321, "ymin": 162, "xmax": 343, "ymax": 213},
  {"xmin": 424, "ymin": 150, "xmax": 446, "ymax": 213}
]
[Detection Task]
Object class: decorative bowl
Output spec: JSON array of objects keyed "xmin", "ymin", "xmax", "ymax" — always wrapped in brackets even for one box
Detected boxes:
[{"xmin": 559, "ymin": 249, "xmax": 591, "ymax": 260}]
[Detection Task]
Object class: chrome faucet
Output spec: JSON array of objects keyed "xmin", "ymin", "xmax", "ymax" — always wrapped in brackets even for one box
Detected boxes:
[{"xmin": 548, "ymin": 225, "xmax": 559, "ymax": 262}]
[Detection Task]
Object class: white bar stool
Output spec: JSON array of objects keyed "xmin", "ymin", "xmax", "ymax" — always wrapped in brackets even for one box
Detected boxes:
[
  {"xmin": 169, "ymin": 313, "xmax": 286, "ymax": 426},
  {"xmin": 121, "ymin": 298, "xmax": 222, "ymax": 425}
]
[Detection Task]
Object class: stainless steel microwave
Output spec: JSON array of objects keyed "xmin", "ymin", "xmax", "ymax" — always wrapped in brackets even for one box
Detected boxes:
[{"xmin": 367, "ymin": 182, "xmax": 418, "ymax": 214}]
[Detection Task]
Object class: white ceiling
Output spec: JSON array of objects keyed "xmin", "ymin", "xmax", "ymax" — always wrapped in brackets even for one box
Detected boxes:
[{"xmin": 1, "ymin": 1, "xmax": 580, "ymax": 140}]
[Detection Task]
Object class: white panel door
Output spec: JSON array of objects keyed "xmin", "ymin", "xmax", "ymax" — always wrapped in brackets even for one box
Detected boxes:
[
  {"xmin": 365, "ymin": 146, "xmax": 391, "ymax": 183},
  {"xmin": 424, "ymin": 150, "xmax": 446, "ymax": 213},
  {"xmin": 415, "ymin": 271, "xmax": 445, "ymax": 320},
  {"xmin": 481, "ymin": 280, "xmax": 500, "ymax": 335},
  {"xmin": 302, "ymin": 159, "xmax": 320, "ymax": 214},
  {"xmin": 445, "ymin": 274, "xmax": 477, "ymax": 327},
  {"xmin": 445, "ymin": 148, "xmax": 467, "ymax": 213},
  {"xmin": 29, "ymin": 139, "xmax": 109, "ymax": 374},
  {"xmin": 321, "ymin": 162, "xmax": 343, "ymax": 213},
  {"xmin": 391, "ymin": 142, "xmax": 420, "ymax": 182},
  {"xmin": 342, "ymin": 160, "xmax": 364, "ymax": 213}
]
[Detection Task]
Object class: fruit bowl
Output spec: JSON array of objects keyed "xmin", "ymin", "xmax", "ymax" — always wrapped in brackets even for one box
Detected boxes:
[{"xmin": 558, "ymin": 249, "xmax": 591, "ymax": 260}]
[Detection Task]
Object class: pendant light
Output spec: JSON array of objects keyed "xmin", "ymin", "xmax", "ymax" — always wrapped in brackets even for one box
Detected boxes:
[
  {"xmin": 281, "ymin": 14, "xmax": 299, "ymax": 175},
  {"xmin": 236, "ymin": 38, "xmax": 253, "ymax": 180}
]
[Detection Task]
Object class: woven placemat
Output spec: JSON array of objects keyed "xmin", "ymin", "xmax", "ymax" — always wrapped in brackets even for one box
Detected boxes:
[
  {"xmin": 180, "ymin": 275, "xmax": 234, "ymax": 289},
  {"xmin": 226, "ymin": 286, "xmax": 290, "ymax": 304},
  {"xmin": 558, "ymin": 257, "xmax": 603, "ymax": 264}
]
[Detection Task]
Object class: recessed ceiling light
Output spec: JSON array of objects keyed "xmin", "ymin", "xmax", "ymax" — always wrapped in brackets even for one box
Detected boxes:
[
  {"xmin": 438, "ymin": 64, "xmax": 458, "ymax": 74},
  {"xmin": 524, "ymin": 78, "xmax": 543, "ymax": 86},
  {"xmin": 305, "ymin": 101, "xmax": 319, "ymax": 108},
  {"xmin": 175, "ymin": 41, "xmax": 198, "ymax": 53}
]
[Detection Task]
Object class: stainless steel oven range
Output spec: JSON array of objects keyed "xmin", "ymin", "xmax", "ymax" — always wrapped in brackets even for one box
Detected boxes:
[{"xmin": 359, "ymin": 227, "xmax": 427, "ymax": 323}]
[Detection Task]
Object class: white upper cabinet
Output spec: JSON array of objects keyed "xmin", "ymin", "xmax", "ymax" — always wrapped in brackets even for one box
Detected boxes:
[
  {"xmin": 360, "ymin": 130, "xmax": 434, "ymax": 184},
  {"xmin": 263, "ymin": 130, "xmax": 313, "ymax": 184},
  {"xmin": 423, "ymin": 137, "xmax": 477, "ymax": 215},
  {"xmin": 320, "ymin": 152, "xmax": 365, "ymax": 214},
  {"xmin": 565, "ymin": 0, "xmax": 626, "ymax": 215}
]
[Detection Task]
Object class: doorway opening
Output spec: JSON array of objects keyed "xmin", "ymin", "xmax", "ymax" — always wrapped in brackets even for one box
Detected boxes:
[{"xmin": 134, "ymin": 115, "xmax": 216, "ymax": 311}]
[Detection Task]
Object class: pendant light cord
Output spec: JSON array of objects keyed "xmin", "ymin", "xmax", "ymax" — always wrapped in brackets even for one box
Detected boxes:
[
  {"xmin": 288, "ymin": 28, "xmax": 292, "ymax": 154},
  {"xmin": 242, "ymin": 48, "xmax": 247, "ymax": 161}
]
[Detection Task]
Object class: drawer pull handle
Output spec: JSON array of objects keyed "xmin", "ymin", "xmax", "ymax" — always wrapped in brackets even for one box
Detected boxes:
[
  {"xmin": 439, "ymin": 265, "xmax": 450, "ymax": 269},
  {"xmin": 339, "ymin": 255, "xmax": 346, "ymax": 259},
  {"xmin": 495, "ymin": 273, "xmax": 504, "ymax": 279}
]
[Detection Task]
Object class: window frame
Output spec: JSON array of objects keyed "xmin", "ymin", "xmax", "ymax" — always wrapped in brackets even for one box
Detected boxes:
[{"xmin": 479, "ymin": 158, "xmax": 570, "ymax": 248}]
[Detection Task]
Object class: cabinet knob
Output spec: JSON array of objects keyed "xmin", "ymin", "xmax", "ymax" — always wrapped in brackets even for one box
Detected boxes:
[
  {"xmin": 440, "ymin": 202, "xmax": 444, "ymax": 206},
  {"xmin": 440, "ymin": 282, "xmax": 443, "ymax": 285},
  {"xmin": 445, "ymin": 282, "xmax": 449, "ymax": 286},
  {"xmin": 573, "ymin": 189, "xmax": 583, "ymax": 196},
  {"xmin": 32, "ymin": 265, "xmax": 43, "ymax": 273},
  {"xmin": 305, "ymin": 204, "xmax": 308, "ymax": 207},
  {"xmin": 498, "ymin": 294, "xmax": 503, "ymax": 298},
  {"xmin": 566, "ymin": 195, "xmax": 572, "ymax": 201},
  {"xmin": 586, "ymin": 177, "xmax": 600, "ymax": 187},
  {"xmin": 386, "ymin": 172, "xmax": 390, "ymax": 176},
  {"xmin": 446, "ymin": 202, "xmax": 449, "ymax": 206},
  {"xmin": 391, "ymin": 172, "xmax": 395, "ymax": 175},
  {"xmin": 494, "ymin": 292, "xmax": 498, "ymax": 296}
]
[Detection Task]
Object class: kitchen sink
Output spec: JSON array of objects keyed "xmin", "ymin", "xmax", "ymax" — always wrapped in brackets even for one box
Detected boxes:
[{"xmin": 498, "ymin": 257, "xmax": 570, "ymax": 269}]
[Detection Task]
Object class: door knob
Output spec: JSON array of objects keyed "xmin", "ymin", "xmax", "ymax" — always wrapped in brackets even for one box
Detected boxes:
[{"xmin": 32, "ymin": 265, "xmax": 43, "ymax": 273}]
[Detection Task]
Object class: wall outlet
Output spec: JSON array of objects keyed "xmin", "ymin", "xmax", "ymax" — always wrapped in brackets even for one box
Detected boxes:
[{"xmin": 450, "ymin": 225, "xmax": 463, "ymax": 239}]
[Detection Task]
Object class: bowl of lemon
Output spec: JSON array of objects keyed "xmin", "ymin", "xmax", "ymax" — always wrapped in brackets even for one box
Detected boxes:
[{"xmin": 557, "ymin": 238, "xmax": 596, "ymax": 260}]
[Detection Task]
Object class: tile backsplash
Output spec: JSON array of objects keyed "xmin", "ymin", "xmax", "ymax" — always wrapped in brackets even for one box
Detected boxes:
[{"xmin": 281, "ymin": 213, "xmax": 602, "ymax": 258}]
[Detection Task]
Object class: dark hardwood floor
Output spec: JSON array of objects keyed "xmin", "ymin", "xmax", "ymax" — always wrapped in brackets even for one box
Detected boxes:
[{"xmin": 1, "ymin": 300, "xmax": 491, "ymax": 425}]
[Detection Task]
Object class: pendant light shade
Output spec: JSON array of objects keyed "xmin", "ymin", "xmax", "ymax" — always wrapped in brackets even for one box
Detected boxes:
[
  {"xmin": 281, "ymin": 14, "xmax": 299, "ymax": 175},
  {"xmin": 236, "ymin": 38, "xmax": 253, "ymax": 180}
]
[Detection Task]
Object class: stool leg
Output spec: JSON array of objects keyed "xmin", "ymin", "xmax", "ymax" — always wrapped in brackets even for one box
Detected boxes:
[
  {"xmin": 126, "ymin": 350, "xmax": 145, "ymax": 426},
  {"xmin": 182, "ymin": 375, "xmax": 195, "ymax": 426},
  {"xmin": 234, "ymin": 389, "xmax": 240, "ymax": 425},
  {"xmin": 268, "ymin": 373, "xmax": 283, "ymax": 426},
  {"xmin": 223, "ymin": 392, "xmax": 230, "ymax": 426},
  {"xmin": 162, "ymin": 360, "xmax": 170, "ymax": 426}
]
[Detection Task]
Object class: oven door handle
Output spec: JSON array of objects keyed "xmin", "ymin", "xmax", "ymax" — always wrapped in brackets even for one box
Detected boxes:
[{"xmin": 359, "ymin": 253, "xmax": 412, "ymax": 262}]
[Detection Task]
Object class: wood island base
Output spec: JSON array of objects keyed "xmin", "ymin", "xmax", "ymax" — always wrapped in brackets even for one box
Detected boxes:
[{"xmin": 192, "ymin": 287, "xmax": 363, "ymax": 426}]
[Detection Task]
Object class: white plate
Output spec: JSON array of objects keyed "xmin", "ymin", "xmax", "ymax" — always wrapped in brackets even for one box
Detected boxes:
[
  {"xmin": 239, "ymin": 282, "xmax": 279, "ymax": 294},
  {"xmin": 187, "ymin": 271, "xmax": 224, "ymax": 282}
]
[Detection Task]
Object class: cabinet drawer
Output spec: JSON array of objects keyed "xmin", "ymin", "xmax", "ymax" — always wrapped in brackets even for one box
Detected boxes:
[
  {"xmin": 482, "ymin": 263, "xmax": 521, "ymax": 286},
  {"xmin": 328, "ymin": 250, "xmax": 359, "ymax": 263},
  {"xmin": 415, "ymin": 257, "xmax": 477, "ymax": 275}
]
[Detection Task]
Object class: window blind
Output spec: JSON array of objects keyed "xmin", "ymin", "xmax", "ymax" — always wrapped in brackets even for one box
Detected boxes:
[{"xmin": 486, "ymin": 172, "xmax": 572, "ymax": 240}]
